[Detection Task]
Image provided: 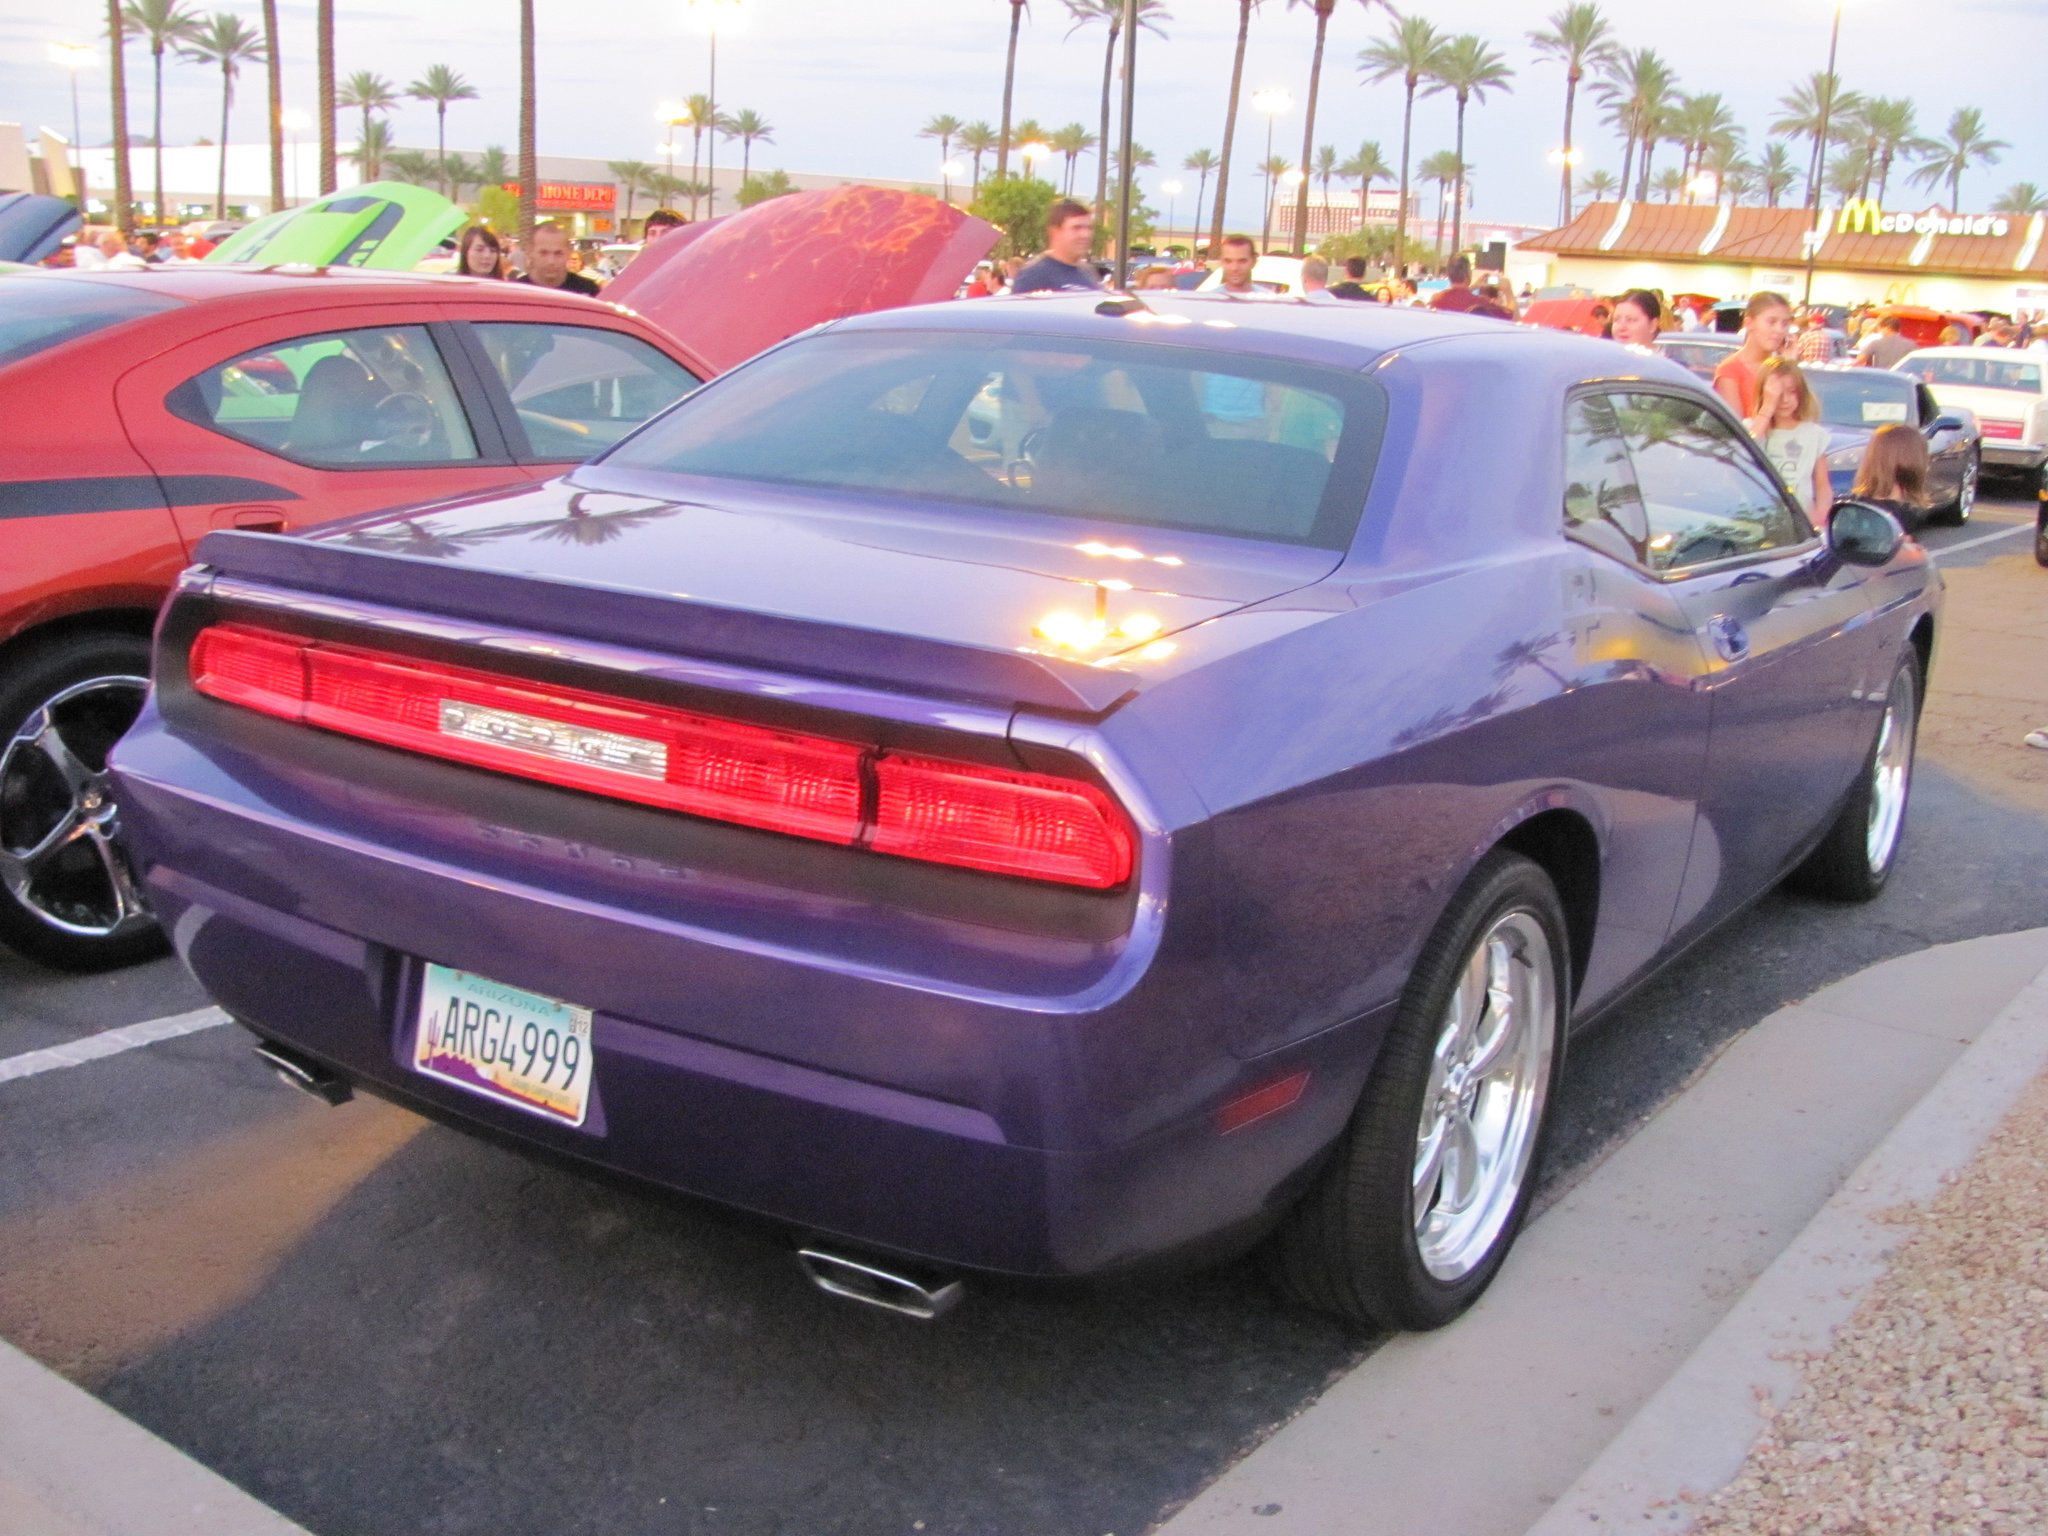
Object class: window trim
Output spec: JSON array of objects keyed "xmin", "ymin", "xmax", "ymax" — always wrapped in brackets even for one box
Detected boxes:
[
  {"xmin": 448, "ymin": 317, "xmax": 703, "ymax": 467},
  {"xmin": 1561, "ymin": 381, "xmax": 1821, "ymax": 583},
  {"xmin": 165, "ymin": 321, "xmax": 513, "ymax": 473}
]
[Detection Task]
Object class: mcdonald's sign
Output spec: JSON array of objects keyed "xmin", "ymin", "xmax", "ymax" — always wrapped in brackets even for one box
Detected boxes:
[
  {"xmin": 1837, "ymin": 200, "xmax": 1882, "ymax": 235},
  {"xmin": 1834, "ymin": 202, "xmax": 2011, "ymax": 238}
]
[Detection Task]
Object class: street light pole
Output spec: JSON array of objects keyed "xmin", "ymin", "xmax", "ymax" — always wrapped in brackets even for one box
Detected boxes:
[
  {"xmin": 50, "ymin": 44, "xmax": 93, "ymax": 211},
  {"xmin": 1160, "ymin": 178, "xmax": 1182, "ymax": 253},
  {"xmin": 1112, "ymin": 0, "xmax": 1138, "ymax": 288},
  {"xmin": 1801, "ymin": 0, "xmax": 1845, "ymax": 306}
]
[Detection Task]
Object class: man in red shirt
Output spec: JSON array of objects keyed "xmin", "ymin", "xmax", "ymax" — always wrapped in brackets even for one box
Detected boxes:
[{"xmin": 1429, "ymin": 256, "xmax": 1510, "ymax": 319}]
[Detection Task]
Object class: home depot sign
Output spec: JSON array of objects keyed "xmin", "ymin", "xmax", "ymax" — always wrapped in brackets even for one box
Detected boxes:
[
  {"xmin": 1836, "ymin": 202, "xmax": 2011, "ymax": 238},
  {"xmin": 500, "ymin": 181, "xmax": 617, "ymax": 212}
]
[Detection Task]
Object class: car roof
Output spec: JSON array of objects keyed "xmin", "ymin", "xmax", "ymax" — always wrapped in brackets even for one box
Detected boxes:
[{"xmin": 1901, "ymin": 345, "xmax": 2034, "ymax": 359}]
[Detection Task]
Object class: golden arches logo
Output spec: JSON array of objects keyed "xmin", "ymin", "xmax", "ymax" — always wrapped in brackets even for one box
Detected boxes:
[{"xmin": 1837, "ymin": 200, "xmax": 1882, "ymax": 235}]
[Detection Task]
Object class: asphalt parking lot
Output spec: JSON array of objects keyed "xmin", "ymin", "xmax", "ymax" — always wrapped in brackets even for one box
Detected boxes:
[{"xmin": 2, "ymin": 490, "xmax": 2043, "ymax": 1536}]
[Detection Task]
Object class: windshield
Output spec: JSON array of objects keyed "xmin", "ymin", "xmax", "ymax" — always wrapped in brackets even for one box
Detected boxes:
[
  {"xmin": 599, "ymin": 329, "xmax": 1388, "ymax": 549},
  {"xmin": 0, "ymin": 275, "xmax": 181, "ymax": 370},
  {"xmin": 1806, "ymin": 369, "xmax": 1919, "ymax": 428},
  {"xmin": 1905, "ymin": 354, "xmax": 2042, "ymax": 394}
]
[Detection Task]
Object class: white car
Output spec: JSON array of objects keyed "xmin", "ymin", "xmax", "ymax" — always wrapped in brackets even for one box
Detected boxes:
[{"xmin": 1896, "ymin": 346, "xmax": 2048, "ymax": 484}]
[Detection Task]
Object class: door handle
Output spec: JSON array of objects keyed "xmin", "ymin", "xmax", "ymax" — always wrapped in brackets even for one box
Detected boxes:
[
  {"xmin": 211, "ymin": 503, "xmax": 288, "ymax": 533},
  {"xmin": 1708, "ymin": 615, "xmax": 1749, "ymax": 662}
]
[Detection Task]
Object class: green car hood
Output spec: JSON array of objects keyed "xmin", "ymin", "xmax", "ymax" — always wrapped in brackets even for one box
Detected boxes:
[{"xmin": 206, "ymin": 182, "xmax": 466, "ymax": 270}]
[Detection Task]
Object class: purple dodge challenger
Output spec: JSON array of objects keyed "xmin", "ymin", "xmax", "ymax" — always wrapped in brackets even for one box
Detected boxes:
[{"xmin": 111, "ymin": 294, "xmax": 1938, "ymax": 1328}]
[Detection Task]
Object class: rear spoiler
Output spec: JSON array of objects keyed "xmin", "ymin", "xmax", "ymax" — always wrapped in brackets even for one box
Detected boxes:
[{"xmin": 192, "ymin": 530, "xmax": 1140, "ymax": 717}]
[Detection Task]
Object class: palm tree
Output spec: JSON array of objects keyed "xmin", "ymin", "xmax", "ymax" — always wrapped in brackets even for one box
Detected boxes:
[
  {"xmin": 1359, "ymin": 14, "xmax": 1447, "ymax": 274},
  {"xmin": 645, "ymin": 171, "xmax": 689, "ymax": 210},
  {"xmin": 339, "ymin": 71, "xmax": 397, "ymax": 162},
  {"xmin": 1910, "ymin": 108, "xmax": 2007, "ymax": 211},
  {"xmin": 1419, "ymin": 148, "xmax": 1461, "ymax": 256},
  {"xmin": 1771, "ymin": 72, "xmax": 1863, "ymax": 210},
  {"xmin": 1338, "ymin": 139, "xmax": 1389, "ymax": 228},
  {"xmin": 1757, "ymin": 142, "xmax": 1798, "ymax": 208},
  {"xmin": 1051, "ymin": 123, "xmax": 1097, "ymax": 196},
  {"xmin": 1182, "ymin": 147, "xmax": 1218, "ymax": 245},
  {"xmin": 121, "ymin": 0, "xmax": 203, "ymax": 228},
  {"xmin": 1651, "ymin": 166, "xmax": 1686, "ymax": 203},
  {"xmin": 608, "ymin": 159, "xmax": 654, "ymax": 226},
  {"xmin": 1064, "ymin": 0, "xmax": 1169, "ymax": 231},
  {"xmin": 383, "ymin": 148, "xmax": 439, "ymax": 186},
  {"xmin": 1575, "ymin": 167, "xmax": 1617, "ymax": 212},
  {"xmin": 1289, "ymin": 0, "xmax": 1391, "ymax": 255},
  {"xmin": 1593, "ymin": 48, "xmax": 1677, "ymax": 205},
  {"xmin": 1313, "ymin": 144, "xmax": 1338, "ymax": 205},
  {"xmin": 180, "ymin": 14, "xmax": 264, "ymax": 218},
  {"xmin": 344, "ymin": 117, "xmax": 392, "ymax": 179},
  {"xmin": 259, "ymin": 0, "xmax": 282, "ymax": 210},
  {"xmin": 1848, "ymin": 97, "xmax": 1934, "ymax": 204},
  {"xmin": 728, "ymin": 109, "xmax": 773, "ymax": 184},
  {"xmin": 1824, "ymin": 148, "xmax": 1871, "ymax": 202},
  {"xmin": 1716, "ymin": 158, "xmax": 1757, "ymax": 206},
  {"xmin": 676, "ymin": 94, "xmax": 719, "ymax": 213},
  {"xmin": 997, "ymin": 0, "xmax": 1028, "ymax": 178},
  {"xmin": 1668, "ymin": 92, "xmax": 1737, "ymax": 188},
  {"xmin": 1424, "ymin": 33, "xmax": 1511, "ymax": 256},
  {"xmin": 1209, "ymin": 0, "xmax": 1261, "ymax": 256},
  {"xmin": 918, "ymin": 113, "xmax": 962, "ymax": 200},
  {"xmin": 958, "ymin": 122, "xmax": 997, "ymax": 196},
  {"xmin": 407, "ymin": 64, "xmax": 478, "ymax": 196},
  {"xmin": 316, "ymin": 0, "xmax": 334, "ymax": 192},
  {"xmin": 1993, "ymin": 183, "xmax": 2047, "ymax": 215},
  {"xmin": 106, "ymin": 0, "xmax": 135, "ymax": 234},
  {"xmin": 474, "ymin": 143, "xmax": 510, "ymax": 188},
  {"xmin": 518, "ymin": 0, "xmax": 534, "ymax": 246},
  {"xmin": 1527, "ymin": 3, "xmax": 1617, "ymax": 227},
  {"xmin": 1259, "ymin": 153, "xmax": 1291, "ymax": 250}
]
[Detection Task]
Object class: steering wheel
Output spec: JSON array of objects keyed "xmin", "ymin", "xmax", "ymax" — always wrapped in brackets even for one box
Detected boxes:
[{"xmin": 370, "ymin": 391, "xmax": 440, "ymax": 455}]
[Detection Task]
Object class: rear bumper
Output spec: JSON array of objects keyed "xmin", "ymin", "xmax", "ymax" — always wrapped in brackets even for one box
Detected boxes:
[
  {"xmin": 113, "ymin": 723, "xmax": 1386, "ymax": 1279},
  {"xmin": 1980, "ymin": 442, "xmax": 2045, "ymax": 472}
]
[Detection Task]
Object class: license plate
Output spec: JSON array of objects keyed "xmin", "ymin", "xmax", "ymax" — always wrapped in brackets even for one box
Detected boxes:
[{"xmin": 413, "ymin": 963, "xmax": 594, "ymax": 1127}]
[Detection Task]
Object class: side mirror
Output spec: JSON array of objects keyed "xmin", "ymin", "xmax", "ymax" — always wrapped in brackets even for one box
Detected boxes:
[
  {"xmin": 1927, "ymin": 413, "xmax": 1965, "ymax": 434},
  {"xmin": 1828, "ymin": 498, "xmax": 1906, "ymax": 567}
]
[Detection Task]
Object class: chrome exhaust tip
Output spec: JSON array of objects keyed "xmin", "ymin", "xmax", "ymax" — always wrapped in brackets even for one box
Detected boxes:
[
  {"xmin": 796, "ymin": 1247, "xmax": 964, "ymax": 1320},
  {"xmin": 253, "ymin": 1041, "xmax": 353, "ymax": 1106}
]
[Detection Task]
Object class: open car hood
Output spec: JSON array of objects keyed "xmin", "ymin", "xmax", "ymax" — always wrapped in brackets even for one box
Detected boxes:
[
  {"xmin": 604, "ymin": 186, "xmax": 998, "ymax": 375},
  {"xmin": 0, "ymin": 192, "xmax": 82, "ymax": 265},
  {"xmin": 205, "ymin": 182, "xmax": 466, "ymax": 270}
]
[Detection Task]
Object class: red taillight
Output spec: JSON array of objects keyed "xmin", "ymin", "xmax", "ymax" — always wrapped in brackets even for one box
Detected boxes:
[{"xmin": 186, "ymin": 623, "xmax": 1134, "ymax": 888}]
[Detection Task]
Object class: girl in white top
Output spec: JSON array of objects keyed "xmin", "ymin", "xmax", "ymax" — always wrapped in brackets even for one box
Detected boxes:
[{"xmin": 1746, "ymin": 356, "xmax": 1832, "ymax": 522}]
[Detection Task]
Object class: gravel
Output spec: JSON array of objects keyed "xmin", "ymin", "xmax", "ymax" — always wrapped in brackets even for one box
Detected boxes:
[{"xmin": 1692, "ymin": 1067, "xmax": 2048, "ymax": 1536}]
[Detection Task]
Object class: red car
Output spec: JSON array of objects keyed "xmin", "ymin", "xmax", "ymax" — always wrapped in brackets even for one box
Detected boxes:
[{"xmin": 0, "ymin": 187, "xmax": 994, "ymax": 967}]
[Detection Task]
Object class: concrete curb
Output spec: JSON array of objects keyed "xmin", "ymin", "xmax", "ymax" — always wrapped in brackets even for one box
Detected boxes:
[
  {"xmin": 0, "ymin": 1339, "xmax": 312, "ymax": 1536},
  {"xmin": 1525, "ymin": 948, "xmax": 2048, "ymax": 1532}
]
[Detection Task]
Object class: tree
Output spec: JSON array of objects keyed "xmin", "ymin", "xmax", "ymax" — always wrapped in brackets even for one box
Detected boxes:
[
  {"xmin": 106, "ymin": 0, "xmax": 135, "ymax": 233},
  {"xmin": 1424, "ymin": 33, "xmax": 1511, "ymax": 255},
  {"xmin": 442, "ymin": 153, "xmax": 484, "ymax": 201},
  {"xmin": 1716, "ymin": 158, "xmax": 1757, "ymax": 206},
  {"xmin": 1259, "ymin": 153, "xmax": 1291, "ymax": 250},
  {"xmin": 608, "ymin": 159, "xmax": 655, "ymax": 227},
  {"xmin": 736, "ymin": 169, "xmax": 797, "ymax": 207},
  {"xmin": 1209, "ymin": 0, "xmax": 1261, "ymax": 257},
  {"xmin": 1593, "ymin": 48, "xmax": 1676, "ymax": 205},
  {"xmin": 970, "ymin": 172, "xmax": 1058, "ymax": 258},
  {"xmin": 1527, "ymin": 3, "xmax": 1617, "ymax": 227},
  {"xmin": 1994, "ymin": 183, "xmax": 2047, "ymax": 215},
  {"xmin": 474, "ymin": 144, "xmax": 509, "ymax": 188},
  {"xmin": 343, "ymin": 117, "xmax": 393, "ymax": 180},
  {"xmin": 407, "ymin": 64, "xmax": 478, "ymax": 196},
  {"xmin": 1064, "ymin": 0, "xmax": 1168, "ymax": 233},
  {"xmin": 1910, "ymin": 107, "xmax": 2007, "ymax": 211},
  {"xmin": 517, "ymin": 0, "xmax": 534, "ymax": 247},
  {"xmin": 1771, "ymin": 72, "xmax": 1863, "ymax": 209},
  {"xmin": 919, "ymin": 113, "xmax": 962, "ymax": 200},
  {"xmin": 472, "ymin": 183, "xmax": 517, "ymax": 228},
  {"xmin": 1338, "ymin": 139, "xmax": 1389, "ymax": 228},
  {"xmin": 1358, "ymin": 14, "xmax": 1447, "ymax": 273},
  {"xmin": 259, "ymin": 0, "xmax": 282, "ymax": 211},
  {"xmin": 1668, "ymin": 92, "xmax": 1738, "ymax": 190},
  {"xmin": 316, "ymin": 0, "xmax": 334, "ymax": 193},
  {"xmin": 1290, "ymin": 0, "xmax": 1390, "ymax": 256},
  {"xmin": 1847, "ymin": 97, "xmax": 1934, "ymax": 204},
  {"xmin": 1824, "ymin": 147, "xmax": 1871, "ymax": 202},
  {"xmin": 382, "ymin": 148, "xmax": 439, "ymax": 186},
  {"xmin": 1051, "ymin": 122, "xmax": 1097, "ymax": 196},
  {"xmin": 1418, "ymin": 148, "xmax": 1461, "ymax": 257},
  {"xmin": 728, "ymin": 109, "xmax": 773, "ymax": 184},
  {"xmin": 1182, "ymin": 147, "xmax": 1218, "ymax": 248},
  {"xmin": 1757, "ymin": 142, "xmax": 1798, "ymax": 208},
  {"xmin": 1575, "ymin": 168, "xmax": 1618, "ymax": 210},
  {"xmin": 997, "ymin": 0, "xmax": 1027, "ymax": 178},
  {"xmin": 645, "ymin": 171, "xmax": 690, "ymax": 210},
  {"xmin": 1313, "ymin": 143, "xmax": 1338, "ymax": 204},
  {"xmin": 958, "ymin": 121, "xmax": 998, "ymax": 197},
  {"xmin": 121, "ymin": 0, "xmax": 203, "ymax": 227},
  {"xmin": 676, "ymin": 94, "xmax": 720, "ymax": 215},
  {"xmin": 1651, "ymin": 166, "xmax": 1685, "ymax": 203},
  {"xmin": 339, "ymin": 71, "xmax": 398, "ymax": 162}
]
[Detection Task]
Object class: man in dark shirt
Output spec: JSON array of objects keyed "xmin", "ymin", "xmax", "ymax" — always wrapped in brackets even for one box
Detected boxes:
[
  {"xmin": 1011, "ymin": 200, "xmax": 1105, "ymax": 294},
  {"xmin": 1329, "ymin": 256, "xmax": 1373, "ymax": 301},
  {"xmin": 518, "ymin": 222, "xmax": 601, "ymax": 297},
  {"xmin": 1428, "ymin": 255, "xmax": 1510, "ymax": 319}
]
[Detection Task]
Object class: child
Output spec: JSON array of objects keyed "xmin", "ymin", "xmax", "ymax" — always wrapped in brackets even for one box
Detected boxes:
[
  {"xmin": 1849, "ymin": 423, "xmax": 1932, "ymax": 525},
  {"xmin": 1747, "ymin": 356, "xmax": 1832, "ymax": 520},
  {"xmin": 1713, "ymin": 291, "xmax": 1793, "ymax": 418}
]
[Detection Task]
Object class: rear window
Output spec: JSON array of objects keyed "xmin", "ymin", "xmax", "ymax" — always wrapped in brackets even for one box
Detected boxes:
[
  {"xmin": 1907, "ymin": 355, "xmax": 2042, "ymax": 394},
  {"xmin": 1806, "ymin": 369, "xmax": 1918, "ymax": 427},
  {"xmin": 0, "ymin": 275, "xmax": 181, "ymax": 369},
  {"xmin": 599, "ymin": 330, "xmax": 1388, "ymax": 548}
]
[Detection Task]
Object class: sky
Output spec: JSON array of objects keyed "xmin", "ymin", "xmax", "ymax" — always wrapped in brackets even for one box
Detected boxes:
[{"xmin": 2, "ymin": 0, "xmax": 2041, "ymax": 230}]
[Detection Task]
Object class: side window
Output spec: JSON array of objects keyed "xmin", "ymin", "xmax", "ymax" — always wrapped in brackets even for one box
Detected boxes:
[
  {"xmin": 1610, "ymin": 391, "xmax": 1810, "ymax": 572},
  {"xmin": 1562, "ymin": 392, "xmax": 1650, "ymax": 567},
  {"xmin": 174, "ymin": 325, "xmax": 478, "ymax": 467},
  {"xmin": 471, "ymin": 323, "xmax": 702, "ymax": 462}
]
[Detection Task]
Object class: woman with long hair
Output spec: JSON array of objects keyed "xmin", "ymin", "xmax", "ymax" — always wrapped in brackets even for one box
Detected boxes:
[
  {"xmin": 1713, "ymin": 291, "xmax": 1793, "ymax": 419},
  {"xmin": 1849, "ymin": 423, "xmax": 1931, "ymax": 523},
  {"xmin": 457, "ymin": 225, "xmax": 507, "ymax": 280}
]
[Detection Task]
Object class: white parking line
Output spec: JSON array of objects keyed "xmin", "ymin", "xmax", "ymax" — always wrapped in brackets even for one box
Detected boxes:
[
  {"xmin": 1929, "ymin": 521, "xmax": 2033, "ymax": 562},
  {"xmin": 0, "ymin": 1006, "xmax": 231, "ymax": 1086}
]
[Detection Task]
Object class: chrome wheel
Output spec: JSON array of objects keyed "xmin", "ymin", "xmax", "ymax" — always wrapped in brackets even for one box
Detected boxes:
[
  {"xmin": 1865, "ymin": 664, "xmax": 1917, "ymax": 876},
  {"xmin": 1412, "ymin": 909, "xmax": 1556, "ymax": 1282},
  {"xmin": 1953, "ymin": 455, "xmax": 1977, "ymax": 521},
  {"xmin": 0, "ymin": 675, "xmax": 153, "ymax": 942}
]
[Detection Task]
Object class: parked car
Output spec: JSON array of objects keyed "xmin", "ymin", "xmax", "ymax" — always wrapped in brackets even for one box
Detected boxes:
[
  {"xmin": 1894, "ymin": 346, "xmax": 2047, "ymax": 488},
  {"xmin": 1805, "ymin": 365, "xmax": 1981, "ymax": 523},
  {"xmin": 204, "ymin": 181, "xmax": 466, "ymax": 270},
  {"xmin": 1653, "ymin": 331, "xmax": 1738, "ymax": 381},
  {"xmin": 0, "ymin": 192, "xmax": 83, "ymax": 264},
  {"xmin": 0, "ymin": 187, "xmax": 997, "ymax": 969},
  {"xmin": 111, "ymin": 295, "xmax": 1938, "ymax": 1329}
]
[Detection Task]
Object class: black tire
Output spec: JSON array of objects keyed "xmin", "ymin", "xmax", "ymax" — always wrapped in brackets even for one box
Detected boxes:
[
  {"xmin": 1787, "ymin": 649, "xmax": 1921, "ymax": 903},
  {"xmin": 1929, "ymin": 449, "xmax": 1977, "ymax": 527},
  {"xmin": 1269, "ymin": 851, "xmax": 1568, "ymax": 1331},
  {"xmin": 0, "ymin": 633, "xmax": 165, "ymax": 970},
  {"xmin": 2034, "ymin": 501, "xmax": 2047, "ymax": 569}
]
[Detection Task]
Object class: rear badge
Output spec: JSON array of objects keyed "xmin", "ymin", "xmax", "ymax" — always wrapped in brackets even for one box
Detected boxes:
[{"xmin": 439, "ymin": 700, "xmax": 667, "ymax": 780}]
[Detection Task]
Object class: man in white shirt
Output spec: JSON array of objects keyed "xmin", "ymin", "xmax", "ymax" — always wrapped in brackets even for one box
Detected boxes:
[{"xmin": 1299, "ymin": 255, "xmax": 1341, "ymax": 303}]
